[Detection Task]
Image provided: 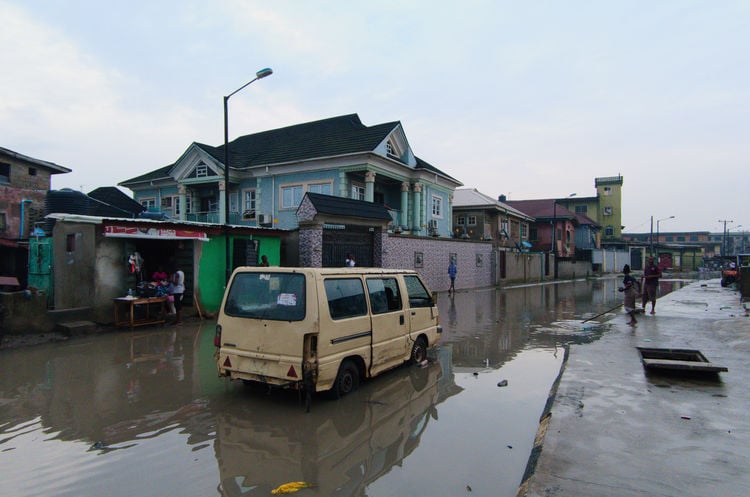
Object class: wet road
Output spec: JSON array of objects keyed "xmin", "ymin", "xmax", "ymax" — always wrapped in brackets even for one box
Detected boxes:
[{"xmin": 0, "ymin": 277, "xmax": 688, "ymax": 497}]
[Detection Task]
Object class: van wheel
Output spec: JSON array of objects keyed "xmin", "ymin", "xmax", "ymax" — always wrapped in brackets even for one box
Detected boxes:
[
  {"xmin": 409, "ymin": 337, "xmax": 428, "ymax": 365},
  {"xmin": 332, "ymin": 359, "xmax": 359, "ymax": 398}
]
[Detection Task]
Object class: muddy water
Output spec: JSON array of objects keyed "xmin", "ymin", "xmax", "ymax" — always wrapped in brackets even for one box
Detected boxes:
[{"xmin": 0, "ymin": 277, "xmax": 688, "ymax": 497}]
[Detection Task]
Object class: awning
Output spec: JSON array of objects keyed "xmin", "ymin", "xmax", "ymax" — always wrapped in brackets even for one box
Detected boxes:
[{"xmin": 104, "ymin": 225, "xmax": 208, "ymax": 241}]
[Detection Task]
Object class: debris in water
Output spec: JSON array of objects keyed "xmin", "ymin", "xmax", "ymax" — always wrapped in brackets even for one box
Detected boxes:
[
  {"xmin": 473, "ymin": 372, "xmax": 479, "ymax": 376},
  {"xmin": 89, "ymin": 441, "xmax": 106, "ymax": 451},
  {"xmin": 497, "ymin": 379, "xmax": 508, "ymax": 387},
  {"xmin": 507, "ymin": 445, "xmax": 513, "ymax": 449},
  {"xmin": 271, "ymin": 482, "xmax": 312, "ymax": 495},
  {"xmin": 419, "ymin": 359, "xmax": 429, "ymax": 368},
  {"xmin": 466, "ymin": 484, "xmax": 472, "ymax": 492},
  {"xmin": 681, "ymin": 415, "xmax": 691, "ymax": 420}
]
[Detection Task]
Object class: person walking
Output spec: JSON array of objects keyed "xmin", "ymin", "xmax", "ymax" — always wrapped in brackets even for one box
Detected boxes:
[
  {"xmin": 642, "ymin": 256, "xmax": 662, "ymax": 314},
  {"xmin": 448, "ymin": 259, "xmax": 457, "ymax": 294},
  {"xmin": 620, "ymin": 264, "xmax": 639, "ymax": 326},
  {"xmin": 170, "ymin": 265, "xmax": 185, "ymax": 326}
]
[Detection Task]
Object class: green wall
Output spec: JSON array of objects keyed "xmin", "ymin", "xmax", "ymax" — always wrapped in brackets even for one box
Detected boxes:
[{"xmin": 196, "ymin": 235, "xmax": 282, "ymax": 313}]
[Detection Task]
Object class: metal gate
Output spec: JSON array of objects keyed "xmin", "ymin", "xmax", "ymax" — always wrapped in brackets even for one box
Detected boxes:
[
  {"xmin": 322, "ymin": 227, "xmax": 374, "ymax": 267},
  {"xmin": 28, "ymin": 237, "xmax": 53, "ymax": 307}
]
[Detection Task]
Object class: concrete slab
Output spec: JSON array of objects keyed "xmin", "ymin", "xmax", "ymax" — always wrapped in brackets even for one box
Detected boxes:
[{"xmin": 521, "ymin": 279, "xmax": 750, "ymax": 497}]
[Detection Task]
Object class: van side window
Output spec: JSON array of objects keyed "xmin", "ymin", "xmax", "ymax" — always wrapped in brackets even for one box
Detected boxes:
[
  {"xmin": 324, "ymin": 278, "xmax": 367, "ymax": 320},
  {"xmin": 404, "ymin": 275, "xmax": 433, "ymax": 308},
  {"xmin": 366, "ymin": 277, "xmax": 402, "ymax": 314}
]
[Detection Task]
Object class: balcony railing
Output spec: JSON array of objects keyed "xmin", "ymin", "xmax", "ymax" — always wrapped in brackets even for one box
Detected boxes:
[{"xmin": 186, "ymin": 211, "xmax": 220, "ymax": 224}]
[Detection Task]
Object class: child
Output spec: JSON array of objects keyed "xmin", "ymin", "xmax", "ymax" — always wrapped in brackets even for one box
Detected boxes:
[{"xmin": 621, "ymin": 264, "xmax": 639, "ymax": 326}]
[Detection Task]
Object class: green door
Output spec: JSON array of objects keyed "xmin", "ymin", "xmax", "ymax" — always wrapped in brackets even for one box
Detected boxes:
[{"xmin": 28, "ymin": 238, "xmax": 53, "ymax": 307}]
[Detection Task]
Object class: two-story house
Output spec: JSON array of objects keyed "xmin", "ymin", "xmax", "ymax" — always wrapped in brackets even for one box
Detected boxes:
[
  {"xmin": 452, "ymin": 188, "xmax": 534, "ymax": 249},
  {"xmin": 0, "ymin": 146, "xmax": 70, "ymax": 287},
  {"xmin": 120, "ymin": 114, "xmax": 461, "ymax": 238}
]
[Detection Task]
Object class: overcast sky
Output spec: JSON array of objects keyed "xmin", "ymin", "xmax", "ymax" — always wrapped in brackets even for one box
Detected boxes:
[{"xmin": 1, "ymin": 1, "xmax": 747, "ymax": 234}]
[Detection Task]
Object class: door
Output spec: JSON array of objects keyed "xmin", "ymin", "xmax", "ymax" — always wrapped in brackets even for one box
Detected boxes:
[
  {"xmin": 366, "ymin": 276, "xmax": 407, "ymax": 376},
  {"xmin": 28, "ymin": 238, "xmax": 53, "ymax": 307},
  {"xmin": 403, "ymin": 275, "xmax": 436, "ymax": 341}
]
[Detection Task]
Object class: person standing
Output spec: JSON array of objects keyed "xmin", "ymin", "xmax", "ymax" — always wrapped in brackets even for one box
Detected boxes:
[
  {"xmin": 448, "ymin": 259, "xmax": 457, "ymax": 294},
  {"xmin": 642, "ymin": 256, "xmax": 662, "ymax": 314},
  {"xmin": 345, "ymin": 254, "xmax": 356, "ymax": 267},
  {"xmin": 621, "ymin": 264, "xmax": 638, "ymax": 326},
  {"xmin": 171, "ymin": 265, "xmax": 185, "ymax": 325},
  {"xmin": 260, "ymin": 255, "xmax": 269, "ymax": 267}
]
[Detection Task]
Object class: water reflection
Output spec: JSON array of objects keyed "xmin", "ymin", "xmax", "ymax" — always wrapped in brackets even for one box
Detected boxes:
[
  {"xmin": 0, "ymin": 276, "xmax": 694, "ymax": 497},
  {"xmin": 214, "ymin": 356, "xmax": 455, "ymax": 497},
  {"xmin": 438, "ymin": 277, "xmax": 688, "ymax": 369}
]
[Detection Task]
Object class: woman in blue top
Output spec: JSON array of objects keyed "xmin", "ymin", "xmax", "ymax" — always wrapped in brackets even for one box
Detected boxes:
[{"xmin": 448, "ymin": 260, "xmax": 457, "ymax": 294}]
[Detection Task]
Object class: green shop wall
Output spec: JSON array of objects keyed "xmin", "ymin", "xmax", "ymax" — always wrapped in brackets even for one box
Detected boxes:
[{"xmin": 197, "ymin": 234, "xmax": 282, "ymax": 313}]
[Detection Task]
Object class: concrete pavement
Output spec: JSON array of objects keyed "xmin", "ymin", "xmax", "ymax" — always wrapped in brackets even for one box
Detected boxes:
[{"xmin": 520, "ymin": 278, "xmax": 750, "ymax": 497}]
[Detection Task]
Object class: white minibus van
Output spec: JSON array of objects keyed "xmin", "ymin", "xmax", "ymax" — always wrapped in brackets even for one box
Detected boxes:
[{"xmin": 215, "ymin": 267, "xmax": 441, "ymax": 397}]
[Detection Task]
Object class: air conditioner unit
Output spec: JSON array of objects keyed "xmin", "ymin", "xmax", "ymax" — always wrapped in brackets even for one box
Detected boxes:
[{"xmin": 258, "ymin": 213, "xmax": 271, "ymax": 225}]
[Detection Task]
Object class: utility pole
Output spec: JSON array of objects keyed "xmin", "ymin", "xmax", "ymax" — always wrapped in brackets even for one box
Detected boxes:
[{"xmin": 718, "ymin": 219, "xmax": 733, "ymax": 258}]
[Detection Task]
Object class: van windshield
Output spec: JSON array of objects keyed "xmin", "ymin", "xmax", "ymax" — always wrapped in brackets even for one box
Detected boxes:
[{"xmin": 224, "ymin": 272, "xmax": 306, "ymax": 321}]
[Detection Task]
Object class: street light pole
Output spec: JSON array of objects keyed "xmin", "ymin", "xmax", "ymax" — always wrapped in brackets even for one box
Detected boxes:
[
  {"xmin": 655, "ymin": 215, "xmax": 675, "ymax": 261},
  {"xmin": 223, "ymin": 67, "xmax": 273, "ymax": 284}
]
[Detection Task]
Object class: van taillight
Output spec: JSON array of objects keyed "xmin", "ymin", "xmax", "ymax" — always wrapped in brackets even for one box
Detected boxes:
[{"xmin": 214, "ymin": 324, "xmax": 222, "ymax": 347}]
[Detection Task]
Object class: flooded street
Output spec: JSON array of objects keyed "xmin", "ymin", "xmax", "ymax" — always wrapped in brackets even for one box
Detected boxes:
[{"xmin": 0, "ymin": 277, "xmax": 689, "ymax": 497}]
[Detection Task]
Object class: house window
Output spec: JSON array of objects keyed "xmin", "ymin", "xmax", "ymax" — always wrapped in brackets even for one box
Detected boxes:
[
  {"xmin": 431, "ymin": 195, "xmax": 443, "ymax": 218},
  {"xmin": 575, "ymin": 205, "xmax": 587, "ymax": 213},
  {"xmin": 530, "ymin": 226, "xmax": 537, "ymax": 241},
  {"xmin": 351, "ymin": 183, "xmax": 365, "ymax": 201},
  {"xmin": 229, "ymin": 192, "xmax": 239, "ymax": 213},
  {"xmin": 0, "ymin": 162, "xmax": 9, "ymax": 183},
  {"xmin": 605, "ymin": 226, "xmax": 614, "ymax": 236},
  {"xmin": 309, "ymin": 182, "xmax": 332, "ymax": 195},
  {"xmin": 66, "ymin": 233, "xmax": 76, "ymax": 253},
  {"xmin": 468, "ymin": 216, "xmax": 477, "ymax": 226},
  {"xmin": 603, "ymin": 206, "xmax": 613, "ymax": 216},
  {"xmin": 185, "ymin": 194, "xmax": 193, "ymax": 214},
  {"xmin": 243, "ymin": 189, "xmax": 256, "ymax": 214},
  {"xmin": 28, "ymin": 167, "xmax": 37, "ymax": 176},
  {"xmin": 602, "ymin": 186, "xmax": 612, "ymax": 196},
  {"xmin": 140, "ymin": 198, "xmax": 156, "ymax": 210},
  {"xmin": 281, "ymin": 185, "xmax": 304, "ymax": 209},
  {"xmin": 196, "ymin": 164, "xmax": 208, "ymax": 177},
  {"xmin": 0, "ymin": 212, "xmax": 6, "ymax": 232},
  {"xmin": 500, "ymin": 218, "xmax": 509, "ymax": 235},
  {"xmin": 456, "ymin": 216, "xmax": 466, "ymax": 226},
  {"xmin": 161, "ymin": 196, "xmax": 173, "ymax": 208},
  {"xmin": 520, "ymin": 223, "xmax": 528, "ymax": 239},
  {"xmin": 386, "ymin": 140, "xmax": 394, "ymax": 155}
]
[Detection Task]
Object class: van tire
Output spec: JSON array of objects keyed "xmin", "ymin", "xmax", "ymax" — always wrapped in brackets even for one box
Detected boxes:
[
  {"xmin": 332, "ymin": 359, "xmax": 360, "ymax": 398},
  {"xmin": 409, "ymin": 337, "xmax": 428, "ymax": 365}
]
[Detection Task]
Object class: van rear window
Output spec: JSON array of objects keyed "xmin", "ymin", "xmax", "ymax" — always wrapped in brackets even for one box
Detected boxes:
[{"xmin": 224, "ymin": 272, "xmax": 306, "ymax": 321}]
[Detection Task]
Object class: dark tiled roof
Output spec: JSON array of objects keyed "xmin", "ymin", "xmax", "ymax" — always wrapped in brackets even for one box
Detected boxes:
[
  {"xmin": 88, "ymin": 187, "xmax": 145, "ymax": 216},
  {"xmin": 505, "ymin": 199, "xmax": 577, "ymax": 220},
  {"xmin": 0, "ymin": 146, "xmax": 71, "ymax": 174},
  {"xmin": 119, "ymin": 163, "xmax": 174, "ymax": 186},
  {"xmin": 120, "ymin": 114, "xmax": 458, "ymax": 185},
  {"xmin": 304, "ymin": 192, "xmax": 393, "ymax": 221}
]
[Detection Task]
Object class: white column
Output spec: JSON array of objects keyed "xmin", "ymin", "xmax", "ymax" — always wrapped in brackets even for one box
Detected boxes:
[
  {"xmin": 412, "ymin": 182, "xmax": 422, "ymax": 233},
  {"xmin": 400, "ymin": 182, "xmax": 410, "ymax": 228},
  {"xmin": 365, "ymin": 171, "xmax": 375, "ymax": 202},
  {"xmin": 178, "ymin": 185, "xmax": 187, "ymax": 221}
]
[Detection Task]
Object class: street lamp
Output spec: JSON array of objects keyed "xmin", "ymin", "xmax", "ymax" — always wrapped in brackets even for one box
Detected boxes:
[
  {"xmin": 655, "ymin": 215, "xmax": 675, "ymax": 258},
  {"xmin": 223, "ymin": 67, "xmax": 273, "ymax": 283},
  {"xmin": 552, "ymin": 193, "xmax": 576, "ymax": 279}
]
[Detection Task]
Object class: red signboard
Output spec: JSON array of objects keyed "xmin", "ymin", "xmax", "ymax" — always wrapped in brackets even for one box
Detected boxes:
[{"xmin": 104, "ymin": 225, "xmax": 208, "ymax": 241}]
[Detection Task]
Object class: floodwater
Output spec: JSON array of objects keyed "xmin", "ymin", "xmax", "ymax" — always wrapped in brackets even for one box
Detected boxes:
[{"xmin": 0, "ymin": 276, "xmax": 690, "ymax": 497}]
